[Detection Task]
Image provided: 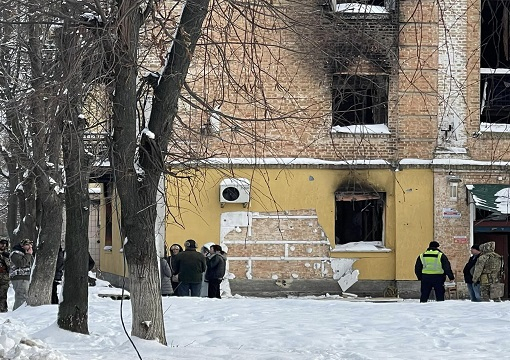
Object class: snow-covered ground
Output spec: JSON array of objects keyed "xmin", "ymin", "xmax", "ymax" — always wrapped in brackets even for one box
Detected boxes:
[{"xmin": 0, "ymin": 279, "xmax": 509, "ymax": 359}]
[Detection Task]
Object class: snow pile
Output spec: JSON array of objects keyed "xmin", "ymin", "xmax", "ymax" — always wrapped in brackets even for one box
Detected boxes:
[{"xmin": 0, "ymin": 278, "xmax": 510, "ymax": 358}]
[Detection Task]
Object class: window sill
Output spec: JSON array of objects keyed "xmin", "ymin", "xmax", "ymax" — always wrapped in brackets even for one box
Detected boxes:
[
  {"xmin": 331, "ymin": 247, "xmax": 392, "ymax": 253},
  {"xmin": 475, "ymin": 123, "xmax": 510, "ymax": 139},
  {"xmin": 331, "ymin": 124, "xmax": 390, "ymax": 136},
  {"xmin": 333, "ymin": 5, "xmax": 390, "ymax": 17},
  {"xmin": 479, "ymin": 122, "xmax": 510, "ymax": 133},
  {"xmin": 331, "ymin": 242, "xmax": 391, "ymax": 253}
]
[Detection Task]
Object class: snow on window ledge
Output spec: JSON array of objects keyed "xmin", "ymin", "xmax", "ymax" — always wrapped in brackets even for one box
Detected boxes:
[
  {"xmin": 331, "ymin": 241, "xmax": 392, "ymax": 253},
  {"xmin": 335, "ymin": 3, "xmax": 388, "ymax": 14},
  {"xmin": 103, "ymin": 246, "xmax": 112, "ymax": 252},
  {"xmin": 331, "ymin": 124, "xmax": 390, "ymax": 135},
  {"xmin": 480, "ymin": 122, "xmax": 510, "ymax": 133}
]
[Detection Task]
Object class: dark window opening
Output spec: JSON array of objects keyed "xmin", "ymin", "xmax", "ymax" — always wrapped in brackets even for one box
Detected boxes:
[
  {"xmin": 481, "ymin": 0, "xmax": 510, "ymax": 68},
  {"xmin": 104, "ymin": 183, "xmax": 113, "ymax": 248},
  {"xmin": 480, "ymin": 74, "xmax": 510, "ymax": 123},
  {"xmin": 335, "ymin": 193, "xmax": 385, "ymax": 244},
  {"xmin": 332, "ymin": 74, "xmax": 388, "ymax": 127}
]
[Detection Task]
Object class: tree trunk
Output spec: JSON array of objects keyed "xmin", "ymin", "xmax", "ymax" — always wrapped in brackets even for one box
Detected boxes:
[
  {"xmin": 56, "ymin": 16, "xmax": 93, "ymax": 334},
  {"xmin": 110, "ymin": 0, "xmax": 167, "ymax": 343},
  {"xmin": 25, "ymin": 17, "xmax": 64, "ymax": 307},
  {"xmin": 58, "ymin": 131, "xmax": 91, "ymax": 333},
  {"xmin": 27, "ymin": 188, "xmax": 63, "ymax": 305}
]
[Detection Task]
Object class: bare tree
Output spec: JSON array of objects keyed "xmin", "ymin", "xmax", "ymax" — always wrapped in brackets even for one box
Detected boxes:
[
  {"xmin": 55, "ymin": 5, "xmax": 97, "ymax": 332},
  {"xmin": 0, "ymin": 3, "xmax": 65, "ymax": 306}
]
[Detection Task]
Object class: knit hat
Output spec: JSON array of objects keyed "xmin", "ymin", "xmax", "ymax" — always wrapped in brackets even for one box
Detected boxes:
[
  {"xmin": 429, "ymin": 241, "xmax": 440, "ymax": 248},
  {"xmin": 471, "ymin": 244, "xmax": 480, "ymax": 251},
  {"xmin": 0, "ymin": 238, "xmax": 8, "ymax": 245},
  {"xmin": 20, "ymin": 239, "xmax": 33, "ymax": 246},
  {"xmin": 184, "ymin": 239, "xmax": 197, "ymax": 249}
]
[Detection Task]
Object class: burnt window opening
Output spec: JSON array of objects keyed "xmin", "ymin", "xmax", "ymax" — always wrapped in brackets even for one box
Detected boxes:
[
  {"xmin": 481, "ymin": 0, "xmax": 510, "ymax": 69},
  {"xmin": 480, "ymin": 73, "xmax": 510, "ymax": 124},
  {"xmin": 335, "ymin": 192, "xmax": 385, "ymax": 245},
  {"xmin": 332, "ymin": 74, "xmax": 388, "ymax": 127}
]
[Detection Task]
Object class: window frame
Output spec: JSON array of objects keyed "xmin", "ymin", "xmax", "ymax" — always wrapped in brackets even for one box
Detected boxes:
[
  {"xmin": 334, "ymin": 191, "xmax": 386, "ymax": 245},
  {"xmin": 480, "ymin": 72, "xmax": 510, "ymax": 124},
  {"xmin": 481, "ymin": 0, "xmax": 510, "ymax": 69},
  {"xmin": 332, "ymin": 74, "xmax": 389, "ymax": 128}
]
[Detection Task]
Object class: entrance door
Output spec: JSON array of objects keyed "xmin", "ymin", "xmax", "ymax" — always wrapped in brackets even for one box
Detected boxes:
[{"xmin": 474, "ymin": 233, "xmax": 508, "ymax": 298}]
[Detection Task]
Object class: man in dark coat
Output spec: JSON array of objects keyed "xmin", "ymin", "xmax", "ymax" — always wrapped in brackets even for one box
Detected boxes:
[
  {"xmin": 205, "ymin": 245, "xmax": 227, "ymax": 299},
  {"xmin": 52, "ymin": 247, "xmax": 65, "ymax": 304},
  {"xmin": 0, "ymin": 238, "xmax": 10, "ymax": 312},
  {"xmin": 88, "ymin": 253, "xmax": 96, "ymax": 286},
  {"xmin": 415, "ymin": 241, "xmax": 454, "ymax": 302},
  {"xmin": 463, "ymin": 244, "xmax": 481, "ymax": 302},
  {"xmin": 173, "ymin": 239, "xmax": 206, "ymax": 297}
]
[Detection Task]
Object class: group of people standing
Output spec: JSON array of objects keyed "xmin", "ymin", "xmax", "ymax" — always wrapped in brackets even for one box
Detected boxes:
[
  {"xmin": 463, "ymin": 242, "xmax": 504, "ymax": 302},
  {"xmin": 0, "ymin": 238, "xmax": 97, "ymax": 312},
  {"xmin": 415, "ymin": 240, "xmax": 504, "ymax": 302},
  {"xmin": 0, "ymin": 238, "xmax": 34, "ymax": 311},
  {"xmin": 160, "ymin": 239, "xmax": 227, "ymax": 298}
]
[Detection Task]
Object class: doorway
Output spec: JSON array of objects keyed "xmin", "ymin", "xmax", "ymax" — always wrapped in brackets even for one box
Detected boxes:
[{"xmin": 474, "ymin": 233, "xmax": 509, "ymax": 298}]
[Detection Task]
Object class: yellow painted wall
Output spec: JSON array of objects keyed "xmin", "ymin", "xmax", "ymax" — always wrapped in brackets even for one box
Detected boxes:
[
  {"xmin": 394, "ymin": 169, "xmax": 434, "ymax": 280},
  {"xmin": 98, "ymin": 185, "xmax": 125, "ymax": 276},
  {"xmin": 165, "ymin": 167, "xmax": 433, "ymax": 281}
]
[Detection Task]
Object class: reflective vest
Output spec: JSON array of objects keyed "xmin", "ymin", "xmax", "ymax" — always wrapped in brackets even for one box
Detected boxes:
[{"xmin": 420, "ymin": 250, "xmax": 444, "ymax": 275}]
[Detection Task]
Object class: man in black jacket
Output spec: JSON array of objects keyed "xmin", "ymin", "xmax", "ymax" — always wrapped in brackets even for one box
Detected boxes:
[
  {"xmin": 463, "ymin": 244, "xmax": 481, "ymax": 302},
  {"xmin": 205, "ymin": 245, "xmax": 226, "ymax": 299},
  {"xmin": 415, "ymin": 241, "xmax": 455, "ymax": 302},
  {"xmin": 173, "ymin": 239, "xmax": 206, "ymax": 296},
  {"xmin": 52, "ymin": 247, "xmax": 65, "ymax": 304}
]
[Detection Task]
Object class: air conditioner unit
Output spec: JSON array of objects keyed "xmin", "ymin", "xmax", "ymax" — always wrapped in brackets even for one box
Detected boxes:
[{"xmin": 220, "ymin": 178, "xmax": 250, "ymax": 207}]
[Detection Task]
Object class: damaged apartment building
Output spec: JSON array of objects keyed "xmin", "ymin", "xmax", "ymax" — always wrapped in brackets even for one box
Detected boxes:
[{"xmin": 91, "ymin": 0, "xmax": 510, "ymax": 299}]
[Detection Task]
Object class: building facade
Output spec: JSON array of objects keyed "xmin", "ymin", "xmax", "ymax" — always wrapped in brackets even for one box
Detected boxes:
[{"xmin": 95, "ymin": 0, "xmax": 510, "ymax": 298}]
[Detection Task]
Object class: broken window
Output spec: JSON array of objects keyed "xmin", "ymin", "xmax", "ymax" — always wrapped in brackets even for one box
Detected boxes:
[
  {"xmin": 335, "ymin": 192, "xmax": 385, "ymax": 245},
  {"xmin": 481, "ymin": 0, "xmax": 510, "ymax": 69},
  {"xmin": 480, "ymin": 73, "xmax": 510, "ymax": 123},
  {"xmin": 332, "ymin": 74, "xmax": 388, "ymax": 127}
]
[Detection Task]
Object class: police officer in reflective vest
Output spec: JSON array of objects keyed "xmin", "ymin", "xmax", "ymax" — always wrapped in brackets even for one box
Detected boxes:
[{"xmin": 415, "ymin": 241, "xmax": 455, "ymax": 302}]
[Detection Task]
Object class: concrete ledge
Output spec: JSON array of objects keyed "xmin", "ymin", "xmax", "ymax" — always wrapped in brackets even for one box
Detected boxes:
[
  {"xmin": 98, "ymin": 272, "xmax": 130, "ymax": 291},
  {"xmin": 230, "ymin": 279, "xmax": 433, "ymax": 299},
  {"xmin": 230, "ymin": 279, "xmax": 343, "ymax": 297}
]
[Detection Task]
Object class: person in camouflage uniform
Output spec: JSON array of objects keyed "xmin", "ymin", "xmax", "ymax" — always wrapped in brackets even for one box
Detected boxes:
[
  {"xmin": 0, "ymin": 238, "xmax": 10, "ymax": 312},
  {"xmin": 472, "ymin": 241, "xmax": 504, "ymax": 301}
]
